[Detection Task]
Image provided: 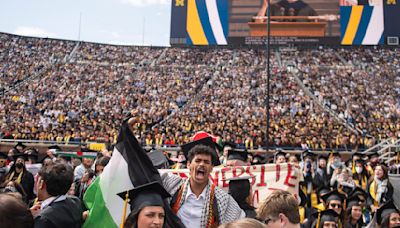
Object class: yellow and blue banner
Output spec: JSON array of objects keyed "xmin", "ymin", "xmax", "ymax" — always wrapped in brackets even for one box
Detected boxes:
[
  {"xmin": 341, "ymin": 1, "xmax": 400, "ymax": 45},
  {"xmin": 186, "ymin": 0, "xmax": 228, "ymax": 45},
  {"xmin": 341, "ymin": 5, "xmax": 384, "ymax": 45},
  {"xmin": 170, "ymin": 0, "xmax": 229, "ymax": 45}
]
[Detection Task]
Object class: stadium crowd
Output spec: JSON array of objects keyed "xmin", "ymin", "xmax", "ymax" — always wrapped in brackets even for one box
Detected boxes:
[
  {"xmin": 1, "ymin": 33, "xmax": 399, "ymax": 151},
  {"xmin": 292, "ymin": 48, "xmax": 400, "ymax": 148},
  {"xmin": 1, "ymin": 32, "xmax": 400, "ymax": 227}
]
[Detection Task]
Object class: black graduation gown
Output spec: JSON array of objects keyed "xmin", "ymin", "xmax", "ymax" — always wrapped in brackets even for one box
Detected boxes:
[
  {"xmin": 34, "ymin": 196, "xmax": 83, "ymax": 228},
  {"xmin": 15, "ymin": 169, "xmax": 35, "ymax": 200}
]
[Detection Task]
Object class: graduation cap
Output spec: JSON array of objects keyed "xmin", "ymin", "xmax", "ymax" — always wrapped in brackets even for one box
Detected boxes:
[
  {"xmin": 354, "ymin": 159, "xmax": 365, "ymax": 165},
  {"xmin": 368, "ymin": 152, "xmax": 379, "ymax": 159},
  {"xmin": 13, "ymin": 142, "xmax": 27, "ymax": 152},
  {"xmin": 376, "ymin": 200, "xmax": 399, "ymax": 225},
  {"xmin": 331, "ymin": 151, "xmax": 341, "ymax": 158},
  {"xmin": 192, "ymin": 131, "xmax": 223, "ymax": 151},
  {"xmin": 302, "ymin": 150, "xmax": 316, "ymax": 161},
  {"xmin": 25, "ymin": 148, "xmax": 39, "ymax": 160},
  {"xmin": 274, "ymin": 149, "xmax": 286, "ymax": 161},
  {"xmin": 314, "ymin": 209, "xmax": 340, "ymax": 228},
  {"xmin": 0, "ymin": 152, "xmax": 8, "ymax": 159},
  {"xmin": 227, "ymin": 149, "xmax": 248, "ymax": 162},
  {"xmin": 341, "ymin": 185, "xmax": 354, "ymax": 196},
  {"xmin": 223, "ymin": 141, "xmax": 236, "ymax": 150},
  {"xmin": 226, "ymin": 176, "xmax": 253, "ymax": 201},
  {"xmin": 181, "ymin": 136, "xmax": 220, "ymax": 166},
  {"xmin": 346, "ymin": 195, "xmax": 362, "ymax": 209},
  {"xmin": 317, "ymin": 186, "xmax": 331, "ymax": 198},
  {"xmin": 318, "ymin": 154, "xmax": 328, "ymax": 161},
  {"xmin": 349, "ymin": 187, "xmax": 368, "ymax": 200},
  {"xmin": 47, "ymin": 145, "xmax": 62, "ymax": 155},
  {"xmin": 12, "ymin": 153, "xmax": 29, "ymax": 161},
  {"xmin": 321, "ymin": 189, "xmax": 346, "ymax": 204},
  {"xmin": 48, "ymin": 145, "xmax": 62, "ymax": 151},
  {"xmin": 252, "ymin": 154, "xmax": 267, "ymax": 165},
  {"xmin": 147, "ymin": 150, "xmax": 168, "ymax": 169},
  {"xmin": 225, "ymin": 175, "xmax": 254, "ymax": 183},
  {"xmin": 117, "ymin": 181, "xmax": 170, "ymax": 213},
  {"xmin": 352, "ymin": 152, "xmax": 364, "ymax": 159}
]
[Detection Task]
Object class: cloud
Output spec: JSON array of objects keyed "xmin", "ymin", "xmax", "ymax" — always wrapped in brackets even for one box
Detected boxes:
[
  {"xmin": 14, "ymin": 26, "xmax": 56, "ymax": 38},
  {"xmin": 121, "ymin": 0, "xmax": 170, "ymax": 7}
]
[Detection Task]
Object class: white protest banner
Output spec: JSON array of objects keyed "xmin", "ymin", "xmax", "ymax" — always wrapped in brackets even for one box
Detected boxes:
[
  {"xmin": 25, "ymin": 163, "xmax": 42, "ymax": 176},
  {"xmin": 161, "ymin": 163, "xmax": 300, "ymax": 207}
]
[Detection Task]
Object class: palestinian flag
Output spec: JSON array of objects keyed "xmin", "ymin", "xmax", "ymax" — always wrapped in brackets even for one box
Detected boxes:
[
  {"xmin": 56, "ymin": 151, "xmax": 98, "ymax": 159},
  {"xmin": 83, "ymin": 118, "xmax": 173, "ymax": 228}
]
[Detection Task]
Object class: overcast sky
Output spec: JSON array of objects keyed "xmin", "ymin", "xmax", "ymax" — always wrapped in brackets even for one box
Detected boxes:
[{"xmin": 0, "ymin": 0, "xmax": 172, "ymax": 46}]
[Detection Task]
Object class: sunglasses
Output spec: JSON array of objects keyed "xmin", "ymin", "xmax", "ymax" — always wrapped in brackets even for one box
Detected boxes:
[{"xmin": 330, "ymin": 203, "xmax": 342, "ymax": 208}]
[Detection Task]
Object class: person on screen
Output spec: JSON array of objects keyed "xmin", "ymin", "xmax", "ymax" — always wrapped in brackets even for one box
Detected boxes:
[{"xmin": 255, "ymin": 0, "xmax": 317, "ymax": 22}]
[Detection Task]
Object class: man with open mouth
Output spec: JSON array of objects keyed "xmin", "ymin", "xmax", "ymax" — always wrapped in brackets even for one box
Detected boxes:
[{"xmin": 162, "ymin": 136, "xmax": 245, "ymax": 228}]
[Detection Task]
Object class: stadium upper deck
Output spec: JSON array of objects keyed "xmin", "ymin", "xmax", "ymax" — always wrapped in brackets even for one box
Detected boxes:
[{"xmin": 0, "ymin": 33, "xmax": 399, "ymax": 151}]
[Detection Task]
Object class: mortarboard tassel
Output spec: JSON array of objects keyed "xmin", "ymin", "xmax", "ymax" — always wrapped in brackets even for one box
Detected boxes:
[
  {"xmin": 316, "ymin": 212, "xmax": 321, "ymax": 228},
  {"xmin": 120, "ymin": 191, "xmax": 129, "ymax": 228}
]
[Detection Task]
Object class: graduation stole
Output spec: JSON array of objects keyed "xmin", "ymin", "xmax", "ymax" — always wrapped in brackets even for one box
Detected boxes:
[
  {"xmin": 172, "ymin": 181, "xmax": 218, "ymax": 228},
  {"xmin": 299, "ymin": 206, "xmax": 305, "ymax": 223},
  {"xmin": 8, "ymin": 170, "xmax": 24, "ymax": 184},
  {"xmin": 369, "ymin": 181, "xmax": 379, "ymax": 206},
  {"xmin": 355, "ymin": 175, "xmax": 367, "ymax": 190},
  {"xmin": 301, "ymin": 185, "xmax": 318, "ymax": 207}
]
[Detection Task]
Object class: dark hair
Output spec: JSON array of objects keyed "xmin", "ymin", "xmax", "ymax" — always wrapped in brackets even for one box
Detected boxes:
[
  {"xmin": 124, "ymin": 206, "xmax": 166, "ymax": 228},
  {"xmin": 39, "ymin": 163, "xmax": 73, "ymax": 196},
  {"xmin": 381, "ymin": 214, "xmax": 391, "ymax": 227},
  {"xmin": 344, "ymin": 204, "xmax": 362, "ymax": 226},
  {"xmin": 0, "ymin": 193, "xmax": 34, "ymax": 228},
  {"xmin": 187, "ymin": 145, "xmax": 214, "ymax": 163},
  {"xmin": 369, "ymin": 164, "xmax": 389, "ymax": 184},
  {"xmin": 95, "ymin": 156, "xmax": 110, "ymax": 168}
]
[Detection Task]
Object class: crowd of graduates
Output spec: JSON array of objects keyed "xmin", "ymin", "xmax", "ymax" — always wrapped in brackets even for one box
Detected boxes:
[{"xmin": 1, "ymin": 137, "xmax": 400, "ymax": 227}]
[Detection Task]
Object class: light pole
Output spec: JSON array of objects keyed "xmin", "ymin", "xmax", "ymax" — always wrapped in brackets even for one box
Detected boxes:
[{"xmin": 265, "ymin": 0, "xmax": 271, "ymax": 152}]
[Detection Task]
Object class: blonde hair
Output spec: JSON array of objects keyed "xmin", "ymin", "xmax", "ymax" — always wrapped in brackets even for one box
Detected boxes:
[
  {"xmin": 218, "ymin": 218, "xmax": 266, "ymax": 228},
  {"xmin": 256, "ymin": 190, "xmax": 300, "ymax": 224}
]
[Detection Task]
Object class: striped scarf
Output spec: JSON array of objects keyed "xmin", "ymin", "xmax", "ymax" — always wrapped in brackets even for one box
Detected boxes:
[{"xmin": 172, "ymin": 179, "xmax": 218, "ymax": 228}]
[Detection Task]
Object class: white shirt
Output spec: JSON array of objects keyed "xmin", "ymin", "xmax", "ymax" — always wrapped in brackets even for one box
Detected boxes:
[
  {"xmin": 177, "ymin": 185, "xmax": 207, "ymax": 228},
  {"xmin": 40, "ymin": 195, "xmax": 67, "ymax": 210}
]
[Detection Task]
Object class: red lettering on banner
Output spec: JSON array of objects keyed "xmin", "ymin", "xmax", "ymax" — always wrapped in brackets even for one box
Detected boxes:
[
  {"xmin": 256, "ymin": 165, "xmax": 267, "ymax": 187},
  {"xmin": 209, "ymin": 170, "xmax": 219, "ymax": 185},
  {"xmin": 276, "ymin": 164, "xmax": 281, "ymax": 181},
  {"xmin": 220, "ymin": 167, "xmax": 231, "ymax": 188},
  {"xmin": 284, "ymin": 163, "xmax": 296, "ymax": 187},
  {"xmin": 252, "ymin": 189, "xmax": 259, "ymax": 205},
  {"xmin": 232, "ymin": 166, "xmax": 245, "ymax": 178},
  {"xmin": 245, "ymin": 166, "xmax": 256, "ymax": 185}
]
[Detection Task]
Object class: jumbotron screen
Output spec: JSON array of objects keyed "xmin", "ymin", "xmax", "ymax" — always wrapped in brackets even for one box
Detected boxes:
[{"xmin": 170, "ymin": 0, "xmax": 399, "ymax": 46}]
